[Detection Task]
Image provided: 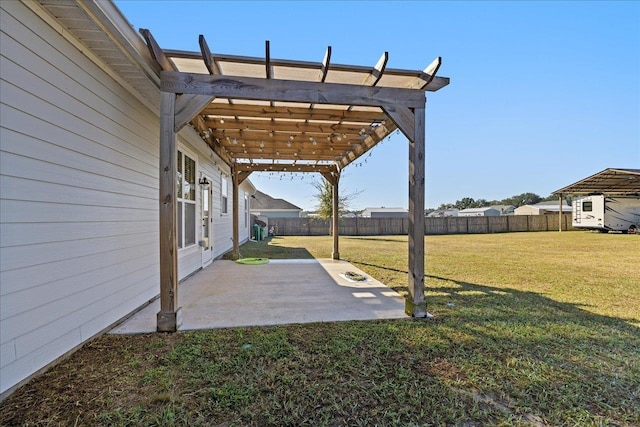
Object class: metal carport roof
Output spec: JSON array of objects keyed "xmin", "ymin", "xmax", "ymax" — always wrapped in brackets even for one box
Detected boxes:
[{"xmin": 553, "ymin": 168, "xmax": 640, "ymax": 195}]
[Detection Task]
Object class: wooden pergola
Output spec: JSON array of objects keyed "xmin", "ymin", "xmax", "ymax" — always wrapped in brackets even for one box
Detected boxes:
[{"xmin": 140, "ymin": 31, "xmax": 450, "ymax": 331}]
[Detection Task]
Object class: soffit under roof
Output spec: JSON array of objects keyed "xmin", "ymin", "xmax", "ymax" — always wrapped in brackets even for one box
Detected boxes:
[{"xmin": 553, "ymin": 168, "xmax": 640, "ymax": 195}]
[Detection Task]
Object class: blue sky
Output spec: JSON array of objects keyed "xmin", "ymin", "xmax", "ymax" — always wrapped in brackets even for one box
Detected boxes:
[{"xmin": 116, "ymin": 1, "xmax": 639, "ymax": 210}]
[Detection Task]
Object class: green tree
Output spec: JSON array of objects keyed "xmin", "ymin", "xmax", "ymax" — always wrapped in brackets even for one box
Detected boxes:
[
  {"xmin": 454, "ymin": 197, "xmax": 477, "ymax": 209},
  {"xmin": 502, "ymin": 192, "xmax": 542, "ymax": 207},
  {"xmin": 311, "ymin": 178, "xmax": 359, "ymax": 219}
]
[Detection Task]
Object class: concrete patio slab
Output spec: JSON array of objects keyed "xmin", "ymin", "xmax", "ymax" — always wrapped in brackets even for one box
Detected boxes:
[{"xmin": 109, "ymin": 259, "xmax": 407, "ymax": 334}]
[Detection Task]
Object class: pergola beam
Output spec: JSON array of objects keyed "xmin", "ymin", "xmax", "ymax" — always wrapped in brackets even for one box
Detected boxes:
[
  {"xmin": 160, "ymin": 72, "xmax": 426, "ymax": 108},
  {"xmin": 405, "ymin": 106, "xmax": 426, "ymax": 317},
  {"xmin": 338, "ymin": 121, "xmax": 397, "ymax": 169},
  {"xmin": 231, "ymin": 164, "xmax": 241, "ymax": 260},
  {"xmin": 211, "ymin": 132, "xmax": 361, "ymax": 149},
  {"xmin": 199, "ymin": 34, "xmax": 221, "ymax": 75},
  {"xmin": 236, "ymin": 163, "xmax": 338, "ymax": 174},
  {"xmin": 206, "ymin": 118, "xmax": 374, "ymax": 135},
  {"xmin": 383, "ymin": 105, "xmax": 415, "ymax": 138},
  {"xmin": 407, "ymin": 57, "xmax": 442, "ymax": 90},
  {"xmin": 331, "ymin": 172, "xmax": 340, "ymax": 260},
  {"xmin": 191, "ymin": 115, "xmax": 233, "ymax": 166},
  {"xmin": 265, "ymin": 40, "xmax": 272, "ymax": 79},
  {"xmin": 157, "ymin": 91, "xmax": 181, "ymax": 332},
  {"xmin": 140, "ymin": 28, "xmax": 176, "ymax": 71},
  {"xmin": 175, "ymin": 94, "xmax": 215, "ymax": 132},
  {"xmin": 319, "ymin": 46, "xmax": 332, "ymax": 82},
  {"xmin": 201, "ymin": 104, "xmax": 385, "ymax": 122},
  {"xmin": 361, "ymin": 52, "xmax": 388, "ymax": 87}
]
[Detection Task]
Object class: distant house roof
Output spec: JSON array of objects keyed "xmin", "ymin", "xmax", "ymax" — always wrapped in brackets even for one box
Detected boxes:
[
  {"xmin": 251, "ymin": 190, "xmax": 302, "ymax": 211},
  {"xmin": 490, "ymin": 205, "xmax": 515, "ymax": 211},
  {"xmin": 514, "ymin": 202, "xmax": 570, "ymax": 214},
  {"xmin": 553, "ymin": 168, "xmax": 640, "ymax": 196},
  {"xmin": 458, "ymin": 207, "xmax": 497, "ymax": 213},
  {"xmin": 531, "ymin": 201, "xmax": 571, "ymax": 208},
  {"xmin": 427, "ymin": 208, "xmax": 458, "ymax": 217}
]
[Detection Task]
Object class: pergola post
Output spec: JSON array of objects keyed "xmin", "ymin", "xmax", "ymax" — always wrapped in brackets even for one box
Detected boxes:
[
  {"xmin": 332, "ymin": 173, "xmax": 340, "ymax": 260},
  {"xmin": 558, "ymin": 194, "xmax": 563, "ymax": 232},
  {"xmin": 157, "ymin": 91, "xmax": 182, "ymax": 332},
  {"xmin": 406, "ymin": 106, "xmax": 427, "ymax": 317},
  {"xmin": 231, "ymin": 164, "xmax": 241, "ymax": 260}
]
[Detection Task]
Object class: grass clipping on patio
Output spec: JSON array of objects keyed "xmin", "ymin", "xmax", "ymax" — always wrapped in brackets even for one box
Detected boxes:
[{"xmin": 2, "ymin": 232, "xmax": 639, "ymax": 426}]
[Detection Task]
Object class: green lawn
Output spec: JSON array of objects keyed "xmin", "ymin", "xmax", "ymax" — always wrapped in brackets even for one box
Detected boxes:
[{"xmin": 2, "ymin": 232, "xmax": 639, "ymax": 426}]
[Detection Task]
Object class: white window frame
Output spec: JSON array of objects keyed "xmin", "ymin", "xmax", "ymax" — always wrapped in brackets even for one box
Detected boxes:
[
  {"xmin": 177, "ymin": 147, "xmax": 198, "ymax": 250},
  {"xmin": 221, "ymin": 174, "xmax": 229, "ymax": 215},
  {"xmin": 244, "ymin": 195, "xmax": 249, "ymax": 228}
]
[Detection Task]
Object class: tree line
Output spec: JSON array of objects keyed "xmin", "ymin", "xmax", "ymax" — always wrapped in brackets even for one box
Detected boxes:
[{"xmin": 434, "ymin": 192, "xmax": 570, "ymax": 211}]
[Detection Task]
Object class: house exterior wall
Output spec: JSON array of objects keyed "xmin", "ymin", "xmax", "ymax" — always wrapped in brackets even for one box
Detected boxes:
[
  {"xmin": 0, "ymin": 1, "xmax": 250, "ymax": 396},
  {"xmin": 251, "ymin": 210, "xmax": 301, "ymax": 219},
  {"xmin": 370, "ymin": 212, "xmax": 409, "ymax": 219},
  {"xmin": 458, "ymin": 208, "xmax": 500, "ymax": 217},
  {"xmin": 514, "ymin": 204, "xmax": 570, "ymax": 216},
  {"xmin": 362, "ymin": 209, "xmax": 409, "ymax": 218}
]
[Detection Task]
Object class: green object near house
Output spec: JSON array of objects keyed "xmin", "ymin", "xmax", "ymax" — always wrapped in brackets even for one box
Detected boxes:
[{"xmin": 235, "ymin": 258, "xmax": 269, "ymax": 265}]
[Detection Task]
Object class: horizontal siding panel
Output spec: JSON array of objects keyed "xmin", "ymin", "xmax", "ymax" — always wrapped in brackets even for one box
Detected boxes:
[
  {"xmin": 1, "ymin": 231, "xmax": 157, "ymax": 272},
  {"xmin": 79, "ymin": 283, "xmax": 158, "ymax": 341},
  {"xmin": 0, "ymin": 55, "xmax": 157, "ymax": 166},
  {"xmin": 1, "ymin": 128, "xmax": 157, "ymax": 191},
  {"xmin": 4, "ymin": 266, "xmax": 158, "ymax": 353},
  {"xmin": 0, "ymin": 329, "xmax": 82, "ymax": 395},
  {"xmin": 0, "ymin": 199, "xmax": 155, "ymax": 224},
  {"xmin": 1, "ymin": 175, "xmax": 156, "ymax": 210},
  {"xmin": 0, "ymin": 240, "xmax": 158, "ymax": 296},
  {"xmin": 0, "ymin": 151, "xmax": 156, "ymax": 226},
  {"xmin": 178, "ymin": 246, "xmax": 201, "ymax": 281},
  {"xmin": 0, "ymin": 220, "xmax": 156, "ymax": 247},
  {"xmin": 0, "ymin": 1, "xmax": 168, "ymax": 396},
  {"xmin": 0, "ymin": 341, "xmax": 16, "ymax": 369},
  {"xmin": 0, "ymin": 104, "xmax": 158, "ymax": 185},
  {"xmin": 0, "ymin": 4, "xmax": 159, "ymax": 147},
  {"xmin": 0, "ymin": 34, "xmax": 159, "ymax": 152},
  {"xmin": 0, "ymin": 105, "xmax": 157, "ymax": 181},
  {"xmin": 0, "ymin": 82, "xmax": 157, "ymax": 178},
  {"xmin": 1, "ymin": 252, "xmax": 157, "ymax": 321}
]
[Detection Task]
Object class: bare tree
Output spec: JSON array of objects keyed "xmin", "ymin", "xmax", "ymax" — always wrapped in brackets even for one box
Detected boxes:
[{"xmin": 311, "ymin": 177, "xmax": 360, "ymax": 219}]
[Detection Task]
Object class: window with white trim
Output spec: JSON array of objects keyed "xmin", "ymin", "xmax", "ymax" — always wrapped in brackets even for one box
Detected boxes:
[
  {"xmin": 177, "ymin": 150, "xmax": 196, "ymax": 249},
  {"xmin": 221, "ymin": 175, "xmax": 228, "ymax": 214}
]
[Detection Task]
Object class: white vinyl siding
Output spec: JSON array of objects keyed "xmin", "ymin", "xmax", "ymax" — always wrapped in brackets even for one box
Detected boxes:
[
  {"xmin": 0, "ymin": 2, "xmax": 161, "ymax": 395},
  {"xmin": 0, "ymin": 1, "xmax": 254, "ymax": 396}
]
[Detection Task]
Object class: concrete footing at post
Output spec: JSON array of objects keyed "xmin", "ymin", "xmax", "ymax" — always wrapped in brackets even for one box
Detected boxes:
[{"xmin": 156, "ymin": 308, "xmax": 182, "ymax": 332}]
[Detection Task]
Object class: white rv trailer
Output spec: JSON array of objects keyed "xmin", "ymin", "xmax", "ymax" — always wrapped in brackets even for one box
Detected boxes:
[{"xmin": 572, "ymin": 195, "xmax": 640, "ymax": 233}]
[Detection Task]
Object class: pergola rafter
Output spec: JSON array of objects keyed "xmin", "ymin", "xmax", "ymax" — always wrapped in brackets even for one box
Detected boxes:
[{"xmin": 141, "ymin": 29, "xmax": 449, "ymax": 332}]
